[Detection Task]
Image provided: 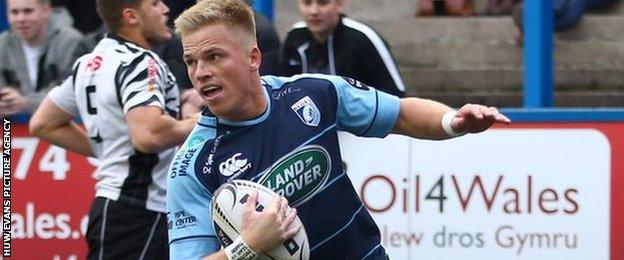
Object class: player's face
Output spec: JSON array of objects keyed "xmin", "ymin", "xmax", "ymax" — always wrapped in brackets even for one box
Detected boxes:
[
  {"xmin": 137, "ymin": 0, "xmax": 171, "ymax": 45},
  {"xmin": 182, "ymin": 24, "xmax": 262, "ymax": 120},
  {"xmin": 298, "ymin": 0, "xmax": 343, "ymax": 39},
  {"xmin": 7, "ymin": 0, "xmax": 50, "ymax": 44}
]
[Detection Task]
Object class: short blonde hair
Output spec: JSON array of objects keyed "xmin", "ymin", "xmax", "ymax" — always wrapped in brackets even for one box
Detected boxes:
[{"xmin": 175, "ymin": 0, "xmax": 256, "ymax": 47}]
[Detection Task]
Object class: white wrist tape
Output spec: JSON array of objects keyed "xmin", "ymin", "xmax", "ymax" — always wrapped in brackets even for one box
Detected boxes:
[
  {"xmin": 225, "ymin": 236, "xmax": 259, "ymax": 260},
  {"xmin": 441, "ymin": 110, "xmax": 465, "ymax": 137}
]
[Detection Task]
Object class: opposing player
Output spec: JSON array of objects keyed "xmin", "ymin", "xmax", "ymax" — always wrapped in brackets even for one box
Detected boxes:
[
  {"xmin": 168, "ymin": 0, "xmax": 511, "ymax": 259},
  {"xmin": 29, "ymin": 0, "xmax": 199, "ymax": 258}
]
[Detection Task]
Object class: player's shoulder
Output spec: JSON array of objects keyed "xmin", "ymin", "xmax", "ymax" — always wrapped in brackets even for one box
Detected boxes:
[
  {"xmin": 260, "ymin": 74, "xmax": 349, "ymax": 110},
  {"xmin": 262, "ymin": 74, "xmax": 346, "ymax": 92},
  {"xmin": 94, "ymin": 36, "xmax": 158, "ymax": 65}
]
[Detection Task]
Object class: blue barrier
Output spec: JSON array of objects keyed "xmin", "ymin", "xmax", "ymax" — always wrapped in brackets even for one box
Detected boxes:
[
  {"xmin": 0, "ymin": 0, "xmax": 7, "ymax": 31},
  {"xmin": 10, "ymin": 108, "xmax": 624, "ymax": 126},
  {"xmin": 253, "ymin": 0, "xmax": 274, "ymax": 22},
  {"xmin": 8, "ymin": 114, "xmax": 82, "ymax": 125},
  {"xmin": 501, "ymin": 108, "xmax": 624, "ymax": 122},
  {"xmin": 524, "ymin": 0, "xmax": 554, "ymax": 108}
]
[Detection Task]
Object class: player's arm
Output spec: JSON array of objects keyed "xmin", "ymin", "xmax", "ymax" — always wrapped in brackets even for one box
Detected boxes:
[
  {"xmin": 126, "ymin": 106, "xmax": 198, "ymax": 153},
  {"xmin": 29, "ymin": 73, "xmax": 94, "ymax": 157},
  {"xmin": 29, "ymin": 97, "xmax": 94, "ymax": 157},
  {"xmin": 122, "ymin": 54, "xmax": 201, "ymax": 153},
  {"xmin": 392, "ymin": 99, "xmax": 511, "ymax": 139},
  {"xmin": 201, "ymin": 192, "xmax": 301, "ymax": 260},
  {"xmin": 330, "ymin": 75, "xmax": 510, "ymax": 139}
]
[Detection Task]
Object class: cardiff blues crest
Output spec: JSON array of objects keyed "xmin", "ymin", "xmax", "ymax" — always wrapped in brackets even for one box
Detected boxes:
[{"xmin": 291, "ymin": 96, "xmax": 321, "ymax": 127}]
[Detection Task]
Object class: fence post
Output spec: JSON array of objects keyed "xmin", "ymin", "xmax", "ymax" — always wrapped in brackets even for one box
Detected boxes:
[
  {"xmin": 524, "ymin": 0, "xmax": 554, "ymax": 107},
  {"xmin": 0, "ymin": 0, "xmax": 8, "ymax": 32},
  {"xmin": 253, "ymin": 0, "xmax": 274, "ymax": 22}
]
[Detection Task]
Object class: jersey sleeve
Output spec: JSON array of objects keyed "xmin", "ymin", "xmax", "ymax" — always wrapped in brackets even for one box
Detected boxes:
[
  {"xmin": 118, "ymin": 53, "xmax": 167, "ymax": 114},
  {"xmin": 170, "ymin": 237, "xmax": 221, "ymax": 259},
  {"xmin": 168, "ymin": 147, "xmax": 221, "ymax": 258},
  {"xmin": 330, "ymin": 76, "xmax": 400, "ymax": 137},
  {"xmin": 48, "ymin": 65, "xmax": 79, "ymax": 117}
]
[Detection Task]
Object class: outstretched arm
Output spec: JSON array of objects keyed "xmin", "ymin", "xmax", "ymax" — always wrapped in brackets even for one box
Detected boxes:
[{"xmin": 392, "ymin": 98, "xmax": 510, "ymax": 139}]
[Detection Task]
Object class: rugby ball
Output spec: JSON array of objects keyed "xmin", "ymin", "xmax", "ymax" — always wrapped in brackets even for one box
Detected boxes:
[{"xmin": 212, "ymin": 179, "xmax": 310, "ymax": 260}]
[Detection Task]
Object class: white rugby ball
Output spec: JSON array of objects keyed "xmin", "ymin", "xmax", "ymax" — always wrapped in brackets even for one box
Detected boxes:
[{"xmin": 212, "ymin": 179, "xmax": 310, "ymax": 260}]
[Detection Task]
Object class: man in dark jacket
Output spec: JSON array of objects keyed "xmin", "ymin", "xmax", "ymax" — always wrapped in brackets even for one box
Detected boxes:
[{"xmin": 280, "ymin": 0, "xmax": 406, "ymax": 97}]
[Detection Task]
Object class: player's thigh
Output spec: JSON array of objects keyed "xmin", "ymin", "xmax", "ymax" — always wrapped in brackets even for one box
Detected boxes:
[{"xmin": 86, "ymin": 197, "xmax": 168, "ymax": 260}]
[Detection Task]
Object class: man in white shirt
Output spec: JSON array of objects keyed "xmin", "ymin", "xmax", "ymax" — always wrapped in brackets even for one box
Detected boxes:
[{"xmin": 0, "ymin": 0, "xmax": 83, "ymax": 116}]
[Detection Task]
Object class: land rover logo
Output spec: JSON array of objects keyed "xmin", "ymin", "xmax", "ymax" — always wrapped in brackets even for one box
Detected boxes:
[{"xmin": 259, "ymin": 145, "xmax": 331, "ymax": 206}]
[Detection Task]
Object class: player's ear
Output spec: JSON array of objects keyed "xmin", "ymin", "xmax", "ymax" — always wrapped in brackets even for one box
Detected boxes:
[
  {"xmin": 249, "ymin": 45, "xmax": 261, "ymax": 72},
  {"xmin": 121, "ymin": 7, "xmax": 140, "ymax": 27}
]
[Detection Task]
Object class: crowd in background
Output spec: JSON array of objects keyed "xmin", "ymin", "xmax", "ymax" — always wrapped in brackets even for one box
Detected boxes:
[
  {"xmin": 1, "ymin": 0, "xmax": 621, "ymax": 118},
  {"xmin": 0, "ymin": 0, "xmax": 408, "ymax": 119}
]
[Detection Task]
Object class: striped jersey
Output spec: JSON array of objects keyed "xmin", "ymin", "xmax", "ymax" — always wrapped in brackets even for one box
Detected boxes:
[
  {"xmin": 167, "ymin": 74, "xmax": 400, "ymax": 259},
  {"xmin": 49, "ymin": 34, "xmax": 180, "ymax": 213}
]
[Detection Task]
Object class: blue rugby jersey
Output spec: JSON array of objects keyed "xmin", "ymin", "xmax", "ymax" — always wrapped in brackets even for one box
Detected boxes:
[{"xmin": 167, "ymin": 74, "xmax": 400, "ymax": 259}]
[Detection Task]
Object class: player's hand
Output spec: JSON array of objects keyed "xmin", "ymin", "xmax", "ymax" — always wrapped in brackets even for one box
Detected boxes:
[
  {"xmin": 451, "ymin": 104, "xmax": 511, "ymax": 134},
  {"xmin": 239, "ymin": 191, "xmax": 301, "ymax": 253},
  {"xmin": 0, "ymin": 87, "xmax": 28, "ymax": 116}
]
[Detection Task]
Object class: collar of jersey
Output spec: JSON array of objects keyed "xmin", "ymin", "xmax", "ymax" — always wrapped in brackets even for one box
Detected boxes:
[
  {"xmin": 105, "ymin": 33, "xmax": 143, "ymax": 51},
  {"xmin": 200, "ymin": 84, "xmax": 271, "ymax": 127}
]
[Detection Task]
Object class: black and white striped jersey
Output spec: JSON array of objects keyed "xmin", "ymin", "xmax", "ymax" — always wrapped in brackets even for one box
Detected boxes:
[{"xmin": 49, "ymin": 34, "xmax": 180, "ymax": 213}]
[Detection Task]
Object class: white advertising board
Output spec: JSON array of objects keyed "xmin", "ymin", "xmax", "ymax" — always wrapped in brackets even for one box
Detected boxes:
[{"xmin": 339, "ymin": 129, "xmax": 610, "ymax": 260}]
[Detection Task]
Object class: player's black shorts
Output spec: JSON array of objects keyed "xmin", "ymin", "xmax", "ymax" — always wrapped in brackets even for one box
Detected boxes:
[{"xmin": 86, "ymin": 197, "xmax": 169, "ymax": 260}]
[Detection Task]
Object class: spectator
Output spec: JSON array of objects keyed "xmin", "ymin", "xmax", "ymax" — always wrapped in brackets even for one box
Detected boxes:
[
  {"xmin": 487, "ymin": 0, "xmax": 521, "ymax": 15},
  {"xmin": 49, "ymin": 4, "xmax": 73, "ymax": 28},
  {"xmin": 0, "ymin": 0, "xmax": 84, "ymax": 116},
  {"xmin": 281, "ymin": 0, "xmax": 406, "ymax": 97},
  {"xmin": 417, "ymin": 0, "xmax": 473, "ymax": 16}
]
